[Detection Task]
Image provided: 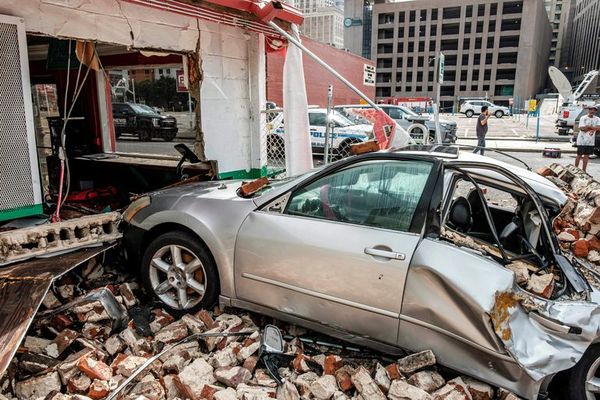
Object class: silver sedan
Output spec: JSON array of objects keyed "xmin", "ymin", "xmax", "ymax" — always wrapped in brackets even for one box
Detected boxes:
[{"xmin": 123, "ymin": 146, "xmax": 600, "ymax": 400}]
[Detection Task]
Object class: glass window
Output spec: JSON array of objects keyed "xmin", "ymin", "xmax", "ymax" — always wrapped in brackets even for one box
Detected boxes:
[
  {"xmin": 309, "ymin": 112, "xmax": 328, "ymax": 126},
  {"xmin": 386, "ymin": 107, "xmax": 406, "ymax": 120},
  {"xmin": 285, "ymin": 161, "xmax": 433, "ymax": 232}
]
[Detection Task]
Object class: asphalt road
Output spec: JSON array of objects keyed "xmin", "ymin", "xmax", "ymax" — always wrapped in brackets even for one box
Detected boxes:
[{"xmin": 440, "ymin": 113, "xmax": 562, "ymax": 139}]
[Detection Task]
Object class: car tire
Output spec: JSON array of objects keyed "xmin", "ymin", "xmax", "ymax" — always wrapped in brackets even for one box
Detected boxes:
[
  {"xmin": 163, "ymin": 132, "xmax": 176, "ymax": 142},
  {"xmin": 495, "ymin": 110, "xmax": 504, "ymax": 118},
  {"xmin": 465, "ymin": 110, "xmax": 474, "ymax": 118},
  {"xmin": 567, "ymin": 344, "xmax": 600, "ymax": 400},
  {"xmin": 140, "ymin": 231, "xmax": 220, "ymax": 314},
  {"xmin": 139, "ymin": 130, "xmax": 152, "ymax": 142}
]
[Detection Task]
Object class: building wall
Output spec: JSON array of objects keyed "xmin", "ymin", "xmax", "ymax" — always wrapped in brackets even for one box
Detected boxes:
[
  {"xmin": 568, "ymin": 0, "xmax": 600, "ymax": 92},
  {"xmin": 291, "ymin": 0, "xmax": 344, "ymax": 48},
  {"xmin": 371, "ymin": 0, "xmax": 552, "ymax": 107},
  {"xmin": 267, "ymin": 35, "xmax": 376, "ymax": 107},
  {"xmin": 544, "ymin": 0, "xmax": 573, "ymax": 67}
]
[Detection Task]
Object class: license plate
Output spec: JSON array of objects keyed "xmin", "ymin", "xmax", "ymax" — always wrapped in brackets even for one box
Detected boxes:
[{"xmin": 114, "ymin": 118, "xmax": 127, "ymax": 126}]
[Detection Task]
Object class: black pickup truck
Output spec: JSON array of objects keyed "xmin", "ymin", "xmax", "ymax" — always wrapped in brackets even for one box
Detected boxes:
[{"xmin": 112, "ymin": 102, "xmax": 178, "ymax": 141}]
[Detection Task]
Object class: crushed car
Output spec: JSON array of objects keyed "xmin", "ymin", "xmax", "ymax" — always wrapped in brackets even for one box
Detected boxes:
[{"xmin": 123, "ymin": 144, "xmax": 600, "ymax": 400}]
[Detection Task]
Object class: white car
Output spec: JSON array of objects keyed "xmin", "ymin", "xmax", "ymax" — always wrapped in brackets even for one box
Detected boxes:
[
  {"xmin": 460, "ymin": 100, "xmax": 510, "ymax": 118},
  {"xmin": 267, "ymin": 108, "xmax": 373, "ymax": 157}
]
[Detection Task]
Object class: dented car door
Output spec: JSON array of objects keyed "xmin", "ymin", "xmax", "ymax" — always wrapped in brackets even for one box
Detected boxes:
[{"xmin": 235, "ymin": 156, "xmax": 439, "ymax": 345}]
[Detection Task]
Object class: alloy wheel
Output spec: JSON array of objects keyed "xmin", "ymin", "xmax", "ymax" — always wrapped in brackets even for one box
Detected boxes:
[
  {"xmin": 148, "ymin": 244, "xmax": 207, "ymax": 310},
  {"xmin": 586, "ymin": 357, "xmax": 600, "ymax": 400}
]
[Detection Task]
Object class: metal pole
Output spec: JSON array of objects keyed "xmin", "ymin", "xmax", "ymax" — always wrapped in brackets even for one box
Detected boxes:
[
  {"xmin": 131, "ymin": 79, "xmax": 136, "ymax": 103},
  {"xmin": 526, "ymin": 98, "xmax": 530, "ymax": 129},
  {"xmin": 324, "ymin": 85, "xmax": 333, "ymax": 164},
  {"xmin": 536, "ymin": 108, "xmax": 540, "ymax": 142},
  {"xmin": 267, "ymin": 21, "xmax": 382, "ymax": 112},
  {"xmin": 434, "ymin": 82, "xmax": 442, "ymax": 143}
]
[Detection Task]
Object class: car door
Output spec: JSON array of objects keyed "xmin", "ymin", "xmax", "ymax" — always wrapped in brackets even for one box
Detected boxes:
[
  {"xmin": 471, "ymin": 102, "xmax": 483, "ymax": 114},
  {"xmin": 308, "ymin": 111, "xmax": 328, "ymax": 148},
  {"xmin": 235, "ymin": 157, "xmax": 438, "ymax": 345}
]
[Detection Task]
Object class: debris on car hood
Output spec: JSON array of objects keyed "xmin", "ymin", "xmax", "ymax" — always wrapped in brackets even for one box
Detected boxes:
[
  {"xmin": 0, "ymin": 250, "xmax": 517, "ymax": 400},
  {"xmin": 540, "ymin": 164, "xmax": 600, "ymax": 288},
  {"xmin": 441, "ymin": 226, "xmax": 600, "ymax": 380}
]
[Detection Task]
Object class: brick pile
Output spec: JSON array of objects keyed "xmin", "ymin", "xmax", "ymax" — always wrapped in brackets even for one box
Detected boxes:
[
  {"xmin": 0, "ymin": 256, "xmax": 519, "ymax": 400},
  {"xmin": 538, "ymin": 163, "xmax": 600, "ymax": 286}
]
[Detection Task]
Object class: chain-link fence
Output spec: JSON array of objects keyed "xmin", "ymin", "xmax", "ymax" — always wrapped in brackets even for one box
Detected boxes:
[{"xmin": 262, "ymin": 109, "xmax": 287, "ymax": 178}]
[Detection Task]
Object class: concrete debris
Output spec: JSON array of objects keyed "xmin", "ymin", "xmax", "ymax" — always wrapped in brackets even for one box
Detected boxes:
[
  {"xmin": 4, "ymin": 250, "xmax": 514, "ymax": 400},
  {"xmin": 544, "ymin": 163, "xmax": 600, "ymax": 288}
]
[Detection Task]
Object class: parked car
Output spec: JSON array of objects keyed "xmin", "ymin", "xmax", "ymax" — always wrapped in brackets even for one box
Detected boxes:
[
  {"xmin": 557, "ymin": 100, "xmax": 598, "ymax": 135},
  {"xmin": 112, "ymin": 102, "xmax": 178, "ymax": 141},
  {"xmin": 460, "ymin": 100, "xmax": 510, "ymax": 118},
  {"xmin": 124, "ymin": 145, "xmax": 600, "ymax": 400},
  {"xmin": 267, "ymin": 108, "xmax": 373, "ymax": 157},
  {"xmin": 335, "ymin": 104, "xmax": 457, "ymax": 144}
]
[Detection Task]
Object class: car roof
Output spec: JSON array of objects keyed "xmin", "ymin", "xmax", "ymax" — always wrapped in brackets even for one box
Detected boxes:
[{"xmin": 391, "ymin": 145, "xmax": 567, "ymax": 206}]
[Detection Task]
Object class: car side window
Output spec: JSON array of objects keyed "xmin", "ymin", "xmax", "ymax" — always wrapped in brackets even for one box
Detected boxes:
[
  {"xmin": 285, "ymin": 160, "xmax": 433, "ymax": 232},
  {"xmin": 309, "ymin": 112, "xmax": 327, "ymax": 127},
  {"xmin": 386, "ymin": 107, "xmax": 404, "ymax": 120}
]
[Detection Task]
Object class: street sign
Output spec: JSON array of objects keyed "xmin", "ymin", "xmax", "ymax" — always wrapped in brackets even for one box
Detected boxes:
[
  {"xmin": 176, "ymin": 69, "xmax": 187, "ymax": 93},
  {"xmin": 528, "ymin": 99, "xmax": 537, "ymax": 112},
  {"xmin": 438, "ymin": 53, "xmax": 445, "ymax": 84},
  {"xmin": 363, "ymin": 64, "xmax": 375, "ymax": 86}
]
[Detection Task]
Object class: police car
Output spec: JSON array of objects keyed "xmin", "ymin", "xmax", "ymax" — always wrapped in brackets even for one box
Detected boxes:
[{"xmin": 267, "ymin": 108, "xmax": 373, "ymax": 157}]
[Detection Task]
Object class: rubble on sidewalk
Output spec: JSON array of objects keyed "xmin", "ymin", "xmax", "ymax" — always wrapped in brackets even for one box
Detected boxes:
[
  {"xmin": 540, "ymin": 163, "xmax": 600, "ymax": 288},
  {"xmin": 0, "ymin": 251, "xmax": 520, "ymax": 400}
]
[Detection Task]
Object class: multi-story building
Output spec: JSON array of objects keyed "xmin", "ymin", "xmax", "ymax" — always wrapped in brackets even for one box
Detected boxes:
[
  {"xmin": 343, "ymin": 0, "xmax": 374, "ymax": 59},
  {"xmin": 544, "ymin": 0, "xmax": 573, "ymax": 67},
  {"xmin": 371, "ymin": 0, "xmax": 552, "ymax": 108},
  {"xmin": 567, "ymin": 0, "xmax": 600, "ymax": 92},
  {"xmin": 292, "ymin": 0, "xmax": 344, "ymax": 48}
]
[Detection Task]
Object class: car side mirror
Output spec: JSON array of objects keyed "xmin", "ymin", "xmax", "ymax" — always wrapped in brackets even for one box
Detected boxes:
[{"xmin": 260, "ymin": 324, "xmax": 284, "ymax": 356}]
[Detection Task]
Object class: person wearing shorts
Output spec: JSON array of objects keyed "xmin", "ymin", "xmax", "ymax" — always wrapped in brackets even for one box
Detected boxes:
[{"xmin": 576, "ymin": 105, "xmax": 600, "ymax": 172}]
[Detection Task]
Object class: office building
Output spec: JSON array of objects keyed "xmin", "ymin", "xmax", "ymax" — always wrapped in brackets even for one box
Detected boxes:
[
  {"xmin": 567, "ymin": 0, "xmax": 600, "ymax": 92},
  {"xmin": 292, "ymin": 0, "xmax": 345, "ymax": 48},
  {"xmin": 371, "ymin": 0, "xmax": 552, "ymax": 108},
  {"xmin": 544, "ymin": 0, "xmax": 573, "ymax": 67},
  {"xmin": 344, "ymin": 0, "xmax": 374, "ymax": 59}
]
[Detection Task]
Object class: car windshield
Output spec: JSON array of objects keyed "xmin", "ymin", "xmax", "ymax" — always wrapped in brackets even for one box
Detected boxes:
[
  {"xmin": 129, "ymin": 104, "xmax": 156, "ymax": 115},
  {"xmin": 397, "ymin": 105, "xmax": 419, "ymax": 117},
  {"xmin": 332, "ymin": 111, "xmax": 355, "ymax": 127}
]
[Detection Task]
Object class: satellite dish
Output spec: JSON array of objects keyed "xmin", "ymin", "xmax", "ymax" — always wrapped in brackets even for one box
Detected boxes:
[{"xmin": 548, "ymin": 66, "xmax": 573, "ymax": 100}]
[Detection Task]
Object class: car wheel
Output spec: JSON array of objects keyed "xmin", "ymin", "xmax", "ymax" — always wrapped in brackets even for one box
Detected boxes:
[
  {"xmin": 140, "ymin": 231, "xmax": 219, "ymax": 313},
  {"xmin": 139, "ymin": 130, "xmax": 152, "ymax": 141},
  {"xmin": 495, "ymin": 110, "xmax": 504, "ymax": 118},
  {"xmin": 465, "ymin": 110, "xmax": 474, "ymax": 118},
  {"xmin": 567, "ymin": 344, "xmax": 600, "ymax": 400},
  {"xmin": 163, "ymin": 132, "xmax": 176, "ymax": 142}
]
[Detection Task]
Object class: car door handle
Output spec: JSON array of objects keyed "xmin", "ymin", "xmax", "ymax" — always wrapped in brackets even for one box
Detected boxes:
[{"xmin": 364, "ymin": 247, "xmax": 406, "ymax": 260}]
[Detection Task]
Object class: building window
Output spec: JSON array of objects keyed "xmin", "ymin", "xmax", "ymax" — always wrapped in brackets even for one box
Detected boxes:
[
  {"xmin": 399, "ymin": 11, "xmax": 405, "ymax": 21},
  {"xmin": 501, "ymin": 19, "xmax": 522, "ymax": 31},
  {"xmin": 419, "ymin": 42, "xmax": 425, "ymax": 52},
  {"xmin": 430, "ymin": 25, "xmax": 437, "ymax": 35},
  {"xmin": 475, "ymin": 38, "xmax": 482, "ymax": 49},
  {"xmin": 474, "ymin": 54, "xmax": 481, "ymax": 65},
  {"xmin": 502, "ymin": 1, "xmax": 523, "ymax": 15},
  {"xmin": 464, "ymin": 22, "xmax": 472, "ymax": 33},
  {"xmin": 486, "ymin": 53, "xmax": 493, "ymax": 64},
  {"xmin": 418, "ymin": 57, "xmax": 424, "ymax": 67},
  {"xmin": 431, "ymin": 9, "xmax": 438, "ymax": 20},
  {"xmin": 408, "ymin": 42, "xmax": 414, "ymax": 52},
  {"xmin": 487, "ymin": 37, "xmax": 495, "ymax": 48},
  {"xmin": 430, "ymin": 40, "xmax": 436, "ymax": 51},
  {"xmin": 478, "ymin": 4, "xmax": 485, "ymax": 16},
  {"xmin": 443, "ymin": 7, "xmax": 461, "ymax": 19},
  {"xmin": 490, "ymin": 3, "xmax": 498, "ymax": 15},
  {"xmin": 409, "ymin": 10, "xmax": 416, "ymax": 22},
  {"xmin": 420, "ymin": 10, "xmax": 427, "ymax": 21},
  {"xmin": 409, "ymin": 26, "xmax": 415, "ymax": 36},
  {"xmin": 461, "ymin": 70, "xmax": 468, "ymax": 80},
  {"xmin": 484, "ymin": 70, "xmax": 491, "ymax": 80},
  {"xmin": 398, "ymin": 43, "xmax": 404, "ymax": 52},
  {"xmin": 476, "ymin": 21, "xmax": 484, "ymax": 33},
  {"xmin": 466, "ymin": 5, "xmax": 473, "ymax": 17},
  {"xmin": 489, "ymin": 21, "xmax": 496, "ymax": 32}
]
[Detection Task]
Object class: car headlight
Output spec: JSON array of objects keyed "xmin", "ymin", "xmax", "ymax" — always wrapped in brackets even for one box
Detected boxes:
[{"xmin": 123, "ymin": 195, "xmax": 151, "ymax": 223}]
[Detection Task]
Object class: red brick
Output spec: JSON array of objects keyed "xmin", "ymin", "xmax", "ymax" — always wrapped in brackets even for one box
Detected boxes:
[
  {"xmin": 573, "ymin": 239, "xmax": 590, "ymax": 258},
  {"xmin": 78, "ymin": 356, "xmax": 112, "ymax": 381},
  {"xmin": 385, "ymin": 363, "xmax": 402, "ymax": 380},
  {"xmin": 323, "ymin": 355, "xmax": 343, "ymax": 375},
  {"xmin": 589, "ymin": 236, "xmax": 600, "ymax": 252}
]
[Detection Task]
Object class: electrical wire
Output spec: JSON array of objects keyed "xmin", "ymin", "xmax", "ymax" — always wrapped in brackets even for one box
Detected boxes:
[{"xmin": 52, "ymin": 41, "xmax": 94, "ymax": 221}]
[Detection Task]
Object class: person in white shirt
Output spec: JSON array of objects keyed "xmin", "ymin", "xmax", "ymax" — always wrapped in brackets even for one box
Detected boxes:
[{"xmin": 575, "ymin": 105, "xmax": 600, "ymax": 172}]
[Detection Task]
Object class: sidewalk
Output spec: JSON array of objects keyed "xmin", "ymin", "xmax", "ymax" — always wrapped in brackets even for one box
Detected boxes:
[{"xmin": 456, "ymin": 138, "xmax": 577, "ymax": 153}]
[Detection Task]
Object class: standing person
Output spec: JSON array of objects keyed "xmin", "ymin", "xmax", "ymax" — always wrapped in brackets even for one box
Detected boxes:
[
  {"xmin": 575, "ymin": 105, "xmax": 600, "ymax": 172},
  {"xmin": 473, "ymin": 106, "xmax": 490, "ymax": 155}
]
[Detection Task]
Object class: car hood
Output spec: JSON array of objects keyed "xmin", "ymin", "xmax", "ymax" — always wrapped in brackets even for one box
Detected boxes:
[
  {"xmin": 336, "ymin": 124, "xmax": 372, "ymax": 135},
  {"xmin": 151, "ymin": 180, "xmax": 247, "ymax": 202}
]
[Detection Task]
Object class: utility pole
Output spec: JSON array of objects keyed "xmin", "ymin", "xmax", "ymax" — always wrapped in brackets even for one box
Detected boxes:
[
  {"xmin": 324, "ymin": 85, "xmax": 333, "ymax": 164},
  {"xmin": 434, "ymin": 53, "xmax": 444, "ymax": 144}
]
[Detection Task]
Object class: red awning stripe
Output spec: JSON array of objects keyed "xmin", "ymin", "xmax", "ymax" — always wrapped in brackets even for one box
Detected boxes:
[{"xmin": 123, "ymin": 0, "xmax": 284, "ymax": 37}]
